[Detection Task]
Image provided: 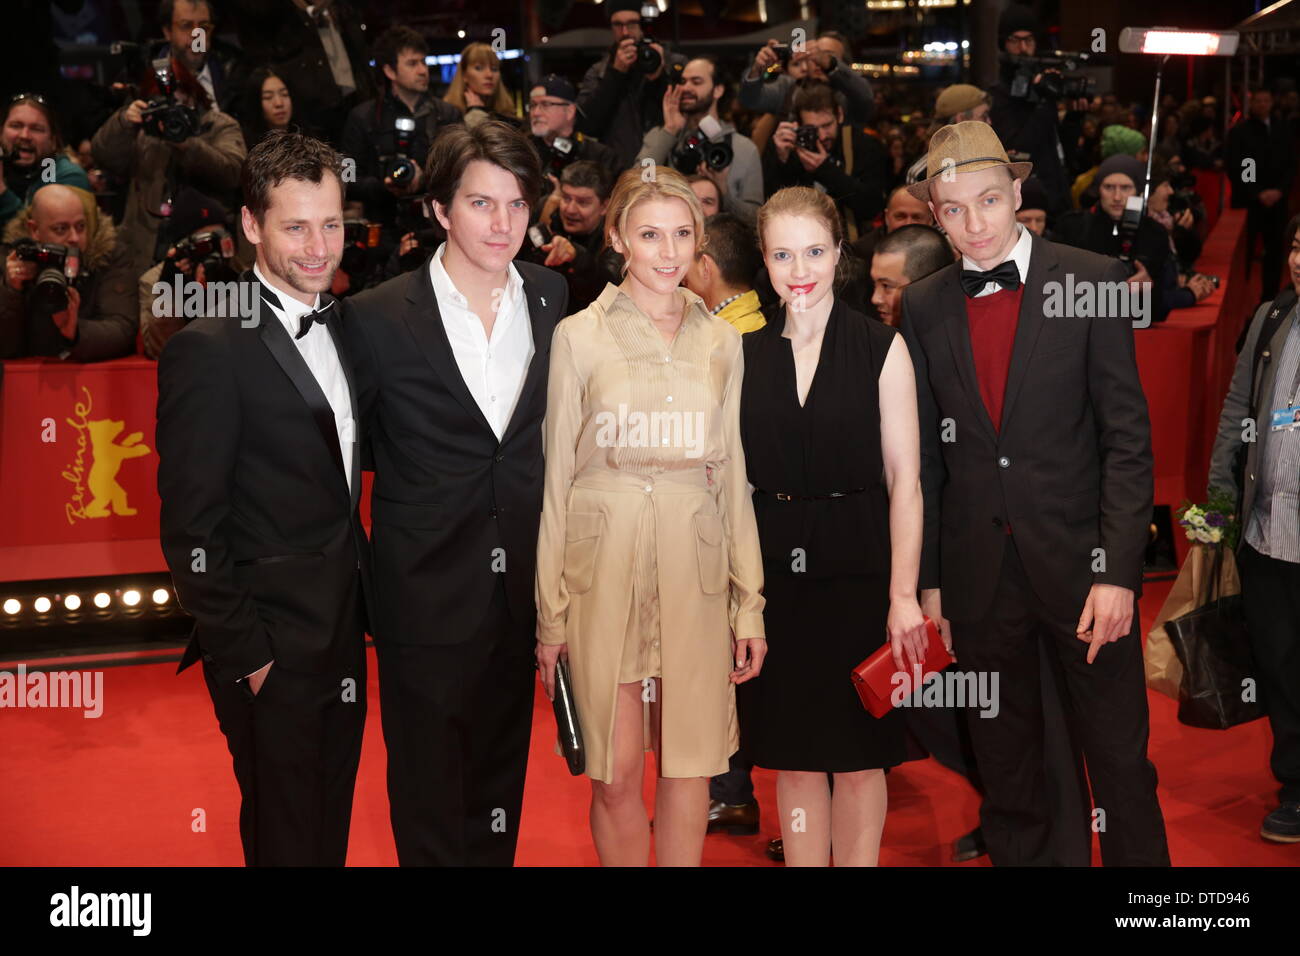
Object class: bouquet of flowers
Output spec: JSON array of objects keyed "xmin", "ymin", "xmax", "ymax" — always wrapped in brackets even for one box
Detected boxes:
[{"xmin": 1176, "ymin": 487, "xmax": 1239, "ymax": 550}]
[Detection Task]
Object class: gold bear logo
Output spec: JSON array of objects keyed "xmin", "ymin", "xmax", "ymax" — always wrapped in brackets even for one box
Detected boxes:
[{"xmin": 83, "ymin": 419, "xmax": 150, "ymax": 517}]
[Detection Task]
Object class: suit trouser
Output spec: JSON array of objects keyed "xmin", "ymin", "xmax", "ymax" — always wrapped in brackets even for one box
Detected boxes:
[
  {"xmin": 1238, "ymin": 541, "xmax": 1300, "ymax": 804},
  {"xmin": 377, "ymin": 578, "xmax": 535, "ymax": 866},
  {"xmin": 949, "ymin": 534, "xmax": 1170, "ymax": 866},
  {"xmin": 201, "ymin": 594, "xmax": 367, "ymax": 867},
  {"xmin": 901, "ymin": 639, "xmax": 1094, "ymax": 865}
]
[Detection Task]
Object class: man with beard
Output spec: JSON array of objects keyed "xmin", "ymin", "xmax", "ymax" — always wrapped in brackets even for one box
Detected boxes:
[
  {"xmin": 157, "ymin": 130, "xmax": 371, "ymax": 866},
  {"xmin": 636, "ymin": 55, "xmax": 763, "ymax": 224},
  {"xmin": 155, "ymin": 0, "xmax": 244, "ymax": 113},
  {"xmin": 764, "ymin": 81, "xmax": 888, "ymax": 242},
  {"xmin": 528, "ymin": 74, "xmax": 619, "ymax": 205},
  {"xmin": 0, "ymin": 95, "xmax": 90, "ymax": 228}
]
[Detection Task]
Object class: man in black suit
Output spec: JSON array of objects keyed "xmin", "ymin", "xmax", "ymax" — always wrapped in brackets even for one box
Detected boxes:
[
  {"xmin": 899, "ymin": 121, "xmax": 1168, "ymax": 866},
  {"xmin": 157, "ymin": 130, "xmax": 370, "ymax": 866},
  {"xmin": 344, "ymin": 120, "xmax": 568, "ymax": 866}
]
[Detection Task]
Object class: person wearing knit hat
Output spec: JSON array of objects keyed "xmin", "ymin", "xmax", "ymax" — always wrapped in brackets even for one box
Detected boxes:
[
  {"xmin": 998, "ymin": 3, "xmax": 1040, "ymax": 52},
  {"xmin": 1054, "ymin": 150, "xmax": 1172, "ymax": 321},
  {"xmin": 576, "ymin": 0, "xmax": 684, "ymax": 169},
  {"xmin": 1015, "ymin": 175, "xmax": 1050, "ymax": 237},
  {"xmin": 1, "ymin": 182, "xmax": 137, "ymax": 360},
  {"xmin": 1101, "ymin": 124, "xmax": 1149, "ymax": 160}
]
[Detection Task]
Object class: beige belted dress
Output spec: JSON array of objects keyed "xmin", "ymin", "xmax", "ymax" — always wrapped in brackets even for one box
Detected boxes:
[{"xmin": 535, "ymin": 282, "xmax": 765, "ymax": 784}]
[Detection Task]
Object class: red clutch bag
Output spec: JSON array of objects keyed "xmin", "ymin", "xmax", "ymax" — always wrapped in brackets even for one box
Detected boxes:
[{"xmin": 851, "ymin": 616, "xmax": 954, "ymax": 718}]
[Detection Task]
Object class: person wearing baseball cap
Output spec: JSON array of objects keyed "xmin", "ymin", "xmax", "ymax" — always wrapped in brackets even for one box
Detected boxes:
[
  {"xmin": 900, "ymin": 121, "xmax": 1170, "ymax": 867},
  {"xmin": 528, "ymin": 74, "xmax": 620, "ymax": 189},
  {"xmin": 905, "ymin": 84, "xmax": 992, "ymax": 186}
]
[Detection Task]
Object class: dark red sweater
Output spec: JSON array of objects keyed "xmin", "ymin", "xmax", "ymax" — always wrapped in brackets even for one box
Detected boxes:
[{"xmin": 965, "ymin": 285, "xmax": 1024, "ymax": 434}]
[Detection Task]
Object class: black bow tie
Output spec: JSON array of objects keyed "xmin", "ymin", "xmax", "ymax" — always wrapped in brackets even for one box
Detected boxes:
[
  {"xmin": 959, "ymin": 260, "xmax": 1021, "ymax": 298},
  {"xmin": 294, "ymin": 300, "xmax": 335, "ymax": 339}
]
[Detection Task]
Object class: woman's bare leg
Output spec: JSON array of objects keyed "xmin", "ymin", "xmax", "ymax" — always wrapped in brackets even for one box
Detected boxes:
[
  {"xmin": 590, "ymin": 681, "xmax": 650, "ymax": 866},
  {"xmin": 777, "ymin": 770, "xmax": 832, "ymax": 866},
  {"xmin": 829, "ymin": 769, "xmax": 887, "ymax": 866}
]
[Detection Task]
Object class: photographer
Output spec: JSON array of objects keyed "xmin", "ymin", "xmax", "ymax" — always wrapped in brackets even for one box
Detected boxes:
[
  {"xmin": 90, "ymin": 56, "xmax": 246, "ymax": 280},
  {"xmin": 0, "ymin": 95, "xmax": 91, "ymax": 228},
  {"xmin": 635, "ymin": 56, "xmax": 763, "ymax": 224},
  {"xmin": 154, "ymin": 0, "xmax": 244, "ymax": 114},
  {"xmin": 1147, "ymin": 163, "xmax": 1216, "ymax": 313},
  {"xmin": 1054, "ymin": 154, "xmax": 1170, "ymax": 322},
  {"xmin": 522, "ymin": 160, "xmax": 619, "ymax": 312},
  {"xmin": 340, "ymin": 26, "xmax": 459, "ymax": 239},
  {"xmin": 739, "ymin": 32, "xmax": 874, "ymax": 126},
  {"xmin": 576, "ymin": 0, "xmax": 684, "ymax": 169},
  {"xmin": 0, "ymin": 184, "xmax": 135, "ymax": 361},
  {"xmin": 990, "ymin": 5, "xmax": 1090, "ymax": 216},
  {"xmin": 764, "ymin": 81, "xmax": 888, "ymax": 241},
  {"xmin": 528, "ymin": 75, "xmax": 620, "ymax": 202},
  {"xmin": 137, "ymin": 186, "xmax": 243, "ymax": 359}
]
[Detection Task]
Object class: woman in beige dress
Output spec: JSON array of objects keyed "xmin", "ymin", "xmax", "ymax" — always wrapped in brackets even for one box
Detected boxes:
[{"xmin": 535, "ymin": 166, "xmax": 766, "ymax": 866}]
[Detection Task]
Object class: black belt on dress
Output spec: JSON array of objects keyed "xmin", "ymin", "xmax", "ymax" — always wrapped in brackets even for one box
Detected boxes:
[{"xmin": 753, "ymin": 487, "xmax": 867, "ymax": 501}]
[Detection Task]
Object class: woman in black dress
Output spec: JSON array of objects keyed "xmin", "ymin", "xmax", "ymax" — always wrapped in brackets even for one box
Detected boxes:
[{"xmin": 737, "ymin": 187, "xmax": 928, "ymax": 866}]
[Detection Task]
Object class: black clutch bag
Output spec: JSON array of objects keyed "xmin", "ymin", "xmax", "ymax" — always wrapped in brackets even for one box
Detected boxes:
[{"xmin": 553, "ymin": 656, "xmax": 585, "ymax": 776}]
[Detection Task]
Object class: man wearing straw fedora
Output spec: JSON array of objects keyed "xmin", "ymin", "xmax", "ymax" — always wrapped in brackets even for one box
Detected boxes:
[{"xmin": 898, "ymin": 121, "xmax": 1169, "ymax": 865}]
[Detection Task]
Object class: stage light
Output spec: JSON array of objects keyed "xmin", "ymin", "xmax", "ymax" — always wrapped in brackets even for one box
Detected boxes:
[
  {"xmin": 1118, "ymin": 27, "xmax": 1239, "ymax": 57},
  {"xmin": 33, "ymin": 597, "xmax": 52, "ymax": 614},
  {"xmin": 152, "ymin": 588, "xmax": 170, "ymax": 605},
  {"xmin": 122, "ymin": 589, "xmax": 142, "ymax": 607},
  {"xmin": 64, "ymin": 594, "xmax": 82, "ymax": 611},
  {"xmin": 93, "ymin": 592, "xmax": 111, "ymax": 609},
  {"xmin": 3, "ymin": 598, "xmax": 21, "ymax": 615},
  {"xmin": 457, "ymin": 30, "xmax": 465, "ymax": 38}
]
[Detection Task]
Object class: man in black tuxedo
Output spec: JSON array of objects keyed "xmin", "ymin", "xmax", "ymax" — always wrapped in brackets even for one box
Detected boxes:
[
  {"xmin": 344, "ymin": 120, "xmax": 568, "ymax": 866},
  {"xmin": 157, "ymin": 130, "xmax": 370, "ymax": 866},
  {"xmin": 898, "ymin": 121, "xmax": 1169, "ymax": 866}
]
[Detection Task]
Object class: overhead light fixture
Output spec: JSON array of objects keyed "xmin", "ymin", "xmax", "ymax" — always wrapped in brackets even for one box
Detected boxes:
[
  {"xmin": 4, "ymin": 598, "xmax": 21, "ymax": 615},
  {"xmin": 1118, "ymin": 27, "xmax": 1239, "ymax": 57},
  {"xmin": 33, "ymin": 597, "xmax": 52, "ymax": 614},
  {"xmin": 152, "ymin": 589, "xmax": 170, "ymax": 605},
  {"xmin": 64, "ymin": 594, "xmax": 82, "ymax": 611},
  {"xmin": 122, "ymin": 590, "xmax": 142, "ymax": 607},
  {"xmin": 93, "ymin": 592, "xmax": 111, "ymax": 609}
]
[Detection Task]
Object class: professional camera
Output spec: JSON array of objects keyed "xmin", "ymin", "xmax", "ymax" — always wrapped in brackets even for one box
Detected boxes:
[
  {"xmin": 140, "ymin": 57, "xmax": 199, "ymax": 142},
  {"xmin": 634, "ymin": 2, "xmax": 664, "ymax": 73},
  {"xmin": 795, "ymin": 124, "xmax": 820, "ymax": 152},
  {"xmin": 340, "ymin": 219, "xmax": 380, "ymax": 276},
  {"xmin": 173, "ymin": 226, "xmax": 236, "ymax": 282},
  {"xmin": 379, "ymin": 116, "xmax": 418, "ymax": 186},
  {"xmin": 672, "ymin": 116, "xmax": 733, "ymax": 174},
  {"xmin": 543, "ymin": 135, "xmax": 577, "ymax": 176},
  {"xmin": 12, "ymin": 238, "xmax": 80, "ymax": 311},
  {"xmin": 1115, "ymin": 195, "xmax": 1145, "ymax": 274},
  {"xmin": 1000, "ymin": 51, "xmax": 1095, "ymax": 105}
]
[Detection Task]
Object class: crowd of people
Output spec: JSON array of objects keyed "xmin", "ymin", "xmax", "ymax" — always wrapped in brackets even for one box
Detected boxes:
[
  {"xmin": 5, "ymin": 1, "xmax": 1300, "ymax": 360},
  {"xmin": 5, "ymin": 1, "xmax": 1300, "ymax": 868}
]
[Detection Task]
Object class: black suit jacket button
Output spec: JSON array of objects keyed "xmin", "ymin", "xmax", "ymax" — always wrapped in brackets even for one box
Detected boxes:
[
  {"xmin": 992, "ymin": 516, "xmax": 1003, "ymax": 527},
  {"xmin": 495, "ymin": 455, "xmax": 504, "ymax": 462},
  {"xmin": 998, "ymin": 456, "xmax": 1011, "ymax": 468}
]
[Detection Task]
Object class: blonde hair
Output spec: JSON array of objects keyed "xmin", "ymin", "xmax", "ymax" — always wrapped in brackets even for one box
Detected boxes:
[
  {"xmin": 756, "ymin": 186, "xmax": 848, "ymax": 282},
  {"xmin": 603, "ymin": 166, "xmax": 707, "ymax": 266},
  {"xmin": 444, "ymin": 43, "xmax": 516, "ymax": 117}
]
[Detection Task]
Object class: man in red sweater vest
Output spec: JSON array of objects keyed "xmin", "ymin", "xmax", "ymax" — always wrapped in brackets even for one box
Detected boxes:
[{"xmin": 898, "ymin": 122, "xmax": 1169, "ymax": 866}]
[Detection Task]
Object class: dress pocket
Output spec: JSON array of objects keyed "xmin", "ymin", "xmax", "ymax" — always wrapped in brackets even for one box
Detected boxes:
[
  {"xmin": 694, "ymin": 512, "xmax": 728, "ymax": 595},
  {"xmin": 563, "ymin": 511, "xmax": 605, "ymax": 594}
]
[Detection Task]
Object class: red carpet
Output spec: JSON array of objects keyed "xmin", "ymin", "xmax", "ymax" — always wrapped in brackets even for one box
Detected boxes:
[{"xmin": 1, "ymin": 578, "xmax": 1296, "ymax": 866}]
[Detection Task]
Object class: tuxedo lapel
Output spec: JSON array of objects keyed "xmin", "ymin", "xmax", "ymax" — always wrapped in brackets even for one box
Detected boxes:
[
  {"xmin": 998, "ymin": 233, "xmax": 1056, "ymax": 434},
  {"xmin": 940, "ymin": 267, "xmax": 999, "ymax": 443},
  {"xmin": 326, "ymin": 310, "xmax": 362, "ymax": 510},
  {"xmin": 258, "ymin": 312, "xmax": 348, "ymax": 488},
  {"xmin": 400, "ymin": 265, "xmax": 496, "ymax": 436},
  {"xmin": 500, "ymin": 276, "xmax": 553, "ymax": 445}
]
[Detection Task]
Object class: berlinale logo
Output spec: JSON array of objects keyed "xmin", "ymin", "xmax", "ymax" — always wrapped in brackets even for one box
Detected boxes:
[{"xmin": 61, "ymin": 386, "xmax": 152, "ymax": 524}]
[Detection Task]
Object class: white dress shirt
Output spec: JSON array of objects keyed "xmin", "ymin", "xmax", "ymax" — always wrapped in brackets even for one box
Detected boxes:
[
  {"xmin": 428, "ymin": 243, "xmax": 534, "ymax": 441},
  {"xmin": 963, "ymin": 223, "xmax": 1033, "ymax": 298},
  {"xmin": 253, "ymin": 264, "xmax": 354, "ymax": 492},
  {"xmin": 196, "ymin": 61, "xmax": 215, "ymax": 107}
]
